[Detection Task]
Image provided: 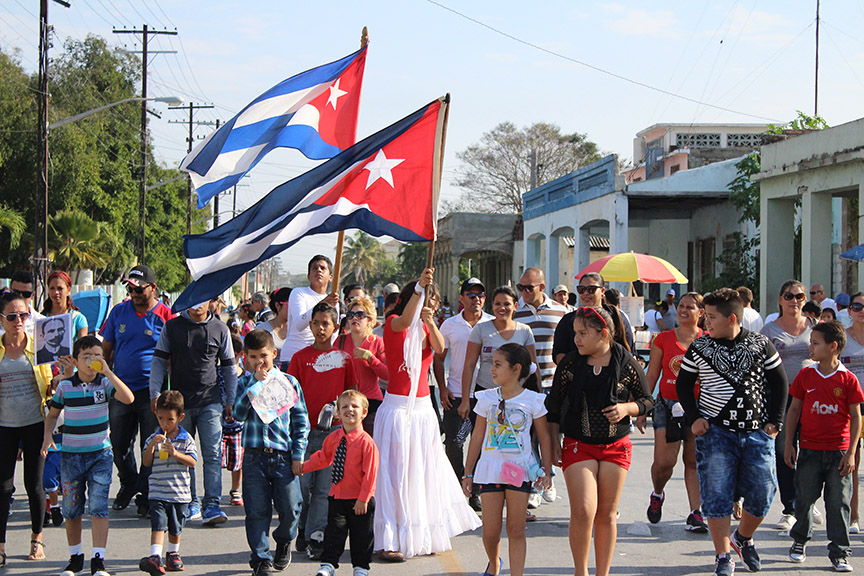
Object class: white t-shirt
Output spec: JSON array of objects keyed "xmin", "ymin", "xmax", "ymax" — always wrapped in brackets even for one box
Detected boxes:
[
  {"xmin": 468, "ymin": 320, "xmax": 536, "ymax": 391},
  {"xmin": 841, "ymin": 330, "xmax": 864, "ymax": 384},
  {"xmin": 765, "ymin": 312, "xmax": 780, "ymax": 324},
  {"xmin": 472, "ymin": 387, "xmax": 547, "ymax": 485},
  {"xmin": 439, "ymin": 311, "xmax": 493, "ymax": 398},
  {"xmin": 741, "ymin": 307, "xmax": 764, "ymax": 332},
  {"xmin": 837, "ymin": 309, "xmax": 853, "ymax": 329},
  {"xmin": 257, "ymin": 321, "xmax": 286, "ymax": 355},
  {"xmin": 644, "ymin": 309, "xmax": 663, "ymax": 333},
  {"xmin": 279, "ymin": 286, "xmax": 327, "ymax": 364}
]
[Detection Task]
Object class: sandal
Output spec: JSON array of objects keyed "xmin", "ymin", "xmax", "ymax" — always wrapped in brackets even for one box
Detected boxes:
[
  {"xmin": 28, "ymin": 539, "xmax": 45, "ymax": 560},
  {"xmin": 0, "ymin": 551, "xmax": 6, "ymax": 567}
]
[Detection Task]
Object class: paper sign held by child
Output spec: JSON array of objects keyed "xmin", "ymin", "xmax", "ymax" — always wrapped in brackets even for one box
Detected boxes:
[{"xmin": 247, "ymin": 371, "xmax": 298, "ymax": 424}]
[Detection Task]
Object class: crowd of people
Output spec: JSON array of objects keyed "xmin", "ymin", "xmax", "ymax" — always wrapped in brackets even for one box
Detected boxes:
[{"xmin": 1, "ymin": 260, "xmax": 863, "ymax": 576}]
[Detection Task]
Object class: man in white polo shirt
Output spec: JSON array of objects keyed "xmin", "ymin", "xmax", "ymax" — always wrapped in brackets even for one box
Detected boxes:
[{"xmin": 433, "ymin": 277, "xmax": 492, "ymax": 511}]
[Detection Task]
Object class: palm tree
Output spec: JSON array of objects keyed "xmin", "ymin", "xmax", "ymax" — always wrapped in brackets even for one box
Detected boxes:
[
  {"xmin": 0, "ymin": 205, "xmax": 25, "ymax": 249},
  {"xmin": 48, "ymin": 209, "xmax": 108, "ymax": 273},
  {"xmin": 342, "ymin": 231, "xmax": 385, "ymax": 285}
]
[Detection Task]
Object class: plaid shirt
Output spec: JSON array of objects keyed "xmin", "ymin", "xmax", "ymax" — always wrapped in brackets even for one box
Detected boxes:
[{"xmin": 233, "ymin": 369, "xmax": 309, "ymax": 460}]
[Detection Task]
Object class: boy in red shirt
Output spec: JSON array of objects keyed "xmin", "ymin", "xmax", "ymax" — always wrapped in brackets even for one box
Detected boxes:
[
  {"xmin": 303, "ymin": 390, "xmax": 378, "ymax": 576},
  {"xmin": 287, "ymin": 302, "xmax": 357, "ymax": 560},
  {"xmin": 785, "ymin": 320, "xmax": 863, "ymax": 572}
]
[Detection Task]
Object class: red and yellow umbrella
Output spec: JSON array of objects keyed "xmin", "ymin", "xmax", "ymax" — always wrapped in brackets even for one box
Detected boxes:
[{"xmin": 576, "ymin": 252, "xmax": 688, "ymax": 284}]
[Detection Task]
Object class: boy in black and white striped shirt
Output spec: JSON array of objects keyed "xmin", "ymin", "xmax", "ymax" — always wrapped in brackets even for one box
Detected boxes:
[
  {"xmin": 676, "ymin": 288, "xmax": 788, "ymax": 576},
  {"xmin": 139, "ymin": 391, "xmax": 198, "ymax": 575}
]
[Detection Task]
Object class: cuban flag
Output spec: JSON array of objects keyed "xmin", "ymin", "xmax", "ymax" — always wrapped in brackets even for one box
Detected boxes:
[
  {"xmin": 172, "ymin": 96, "xmax": 449, "ymax": 312},
  {"xmin": 180, "ymin": 46, "xmax": 367, "ymax": 208}
]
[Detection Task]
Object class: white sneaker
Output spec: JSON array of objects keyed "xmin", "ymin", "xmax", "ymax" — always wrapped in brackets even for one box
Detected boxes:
[
  {"xmin": 542, "ymin": 484, "xmax": 557, "ymax": 503},
  {"xmin": 316, "ymin": 563, "xmax": 336, "ymax": 576},
  {"xmin": 850, "ymin": 521, "xmax": 860, "ymax": 534},
  {"xmin": 775, "ymin": 513, "xmax": 796, "ymax": 531},
  {"xmin": 813, "ymin": 507, "xmax": 824, "ymax": 526},
  {"xmin": 527, "ymin": 493, "xmax": 541, "ymax": 509}
]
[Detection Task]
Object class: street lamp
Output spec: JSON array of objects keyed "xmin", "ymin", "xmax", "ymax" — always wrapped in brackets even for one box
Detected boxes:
[
  {"xmin": 41, "ymin": 95, "xmax": 182, "ymax": 277},
  {"xmin": 48, "ymin": 96, "xmax": 182, "ymax": 129}
]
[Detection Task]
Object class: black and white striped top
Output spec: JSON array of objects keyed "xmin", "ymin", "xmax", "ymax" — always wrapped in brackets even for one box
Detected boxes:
[{"xmin": 677, "ymin": 329, "xmax": 787, "ymax": 432}]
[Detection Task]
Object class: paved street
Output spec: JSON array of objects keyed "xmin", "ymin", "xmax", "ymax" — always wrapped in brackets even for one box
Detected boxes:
[{"xmin": 3, "ymin": 432, "xmax": 862, "ymax": 575}]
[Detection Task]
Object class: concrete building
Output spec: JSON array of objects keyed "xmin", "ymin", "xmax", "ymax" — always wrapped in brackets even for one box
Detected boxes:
[
  {"xmin": 624, "ymin": 123, "xmax": 767, "ymax": 183},
  {"xmin": 522, "ymin": 153, "xmax": 755, "ymax": 302},
  {"xmin": 754, "ymin": 117, "xmax": 864, "ymax": 316},
  {"xmin": 430, "ymin": 212, "xmax": 519, "ymax": 306}
]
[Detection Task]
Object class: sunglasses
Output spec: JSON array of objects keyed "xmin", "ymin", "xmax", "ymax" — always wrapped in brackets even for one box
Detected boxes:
[
  {"xmin": 0, "ymin": 312, "xmax": 30, "ymax": 323},
  {"xmin": 576, "ymin": 285, "xmax": 602, "ymax": 295},
  {"xmin": 782, "ymin": 292, "xmax": 806, "ymax": 302},
  {"xmin": 516, "ymin": 284, "xmax": 537, "ymax": 293},
  {"xmin": 810, "ymin": 290, "xmax": 822, "ymax": 295},
  {"xmin": 126, "ymin": 284, "xmax": 150, "ymax": 295},
  {"xmin": 849, "ymin": 302, "xmax": 864, "ymax": 313},
  {"xmin": 465, "ymin": 292, "xmax": 486, "ymax": 300},
  {"xmin": 346, "ymin": 310, "xmax": 367, "ymax": 320},
  {"xmin": 498, "ymin": 398, "xmax": 506, "ymax": 424},
  {"xmin": 576, "ymin": 306, "xmax": 608, "ymax": 330},
  {"xmin": 12, "ymin": 289, "xmax": 33, "ymax": 299}
]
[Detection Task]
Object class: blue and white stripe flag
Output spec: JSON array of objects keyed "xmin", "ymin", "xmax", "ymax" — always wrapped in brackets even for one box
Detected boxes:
[{"xmin": 180, "ymin": 46, "xmax": 367, "ymax": 208}]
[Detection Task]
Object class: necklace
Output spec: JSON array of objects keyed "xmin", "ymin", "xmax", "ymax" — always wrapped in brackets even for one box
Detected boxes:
[
  {"xmin": 850, "ymin": 328, "xmax": 864, "ymax": 348},
  {"xmin": 593, "ymin": 365, "xmax": 602, "ymax": 376}
]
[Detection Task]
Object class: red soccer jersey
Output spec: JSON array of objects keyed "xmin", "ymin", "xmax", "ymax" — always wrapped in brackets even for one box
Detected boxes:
[
  {"xmin": 651, "ymin": 329, "xmax": 702, "ymax": 401},
  {"xmin": 301, "ymin": 425, "xmax": 379, "ymax": 502},
  {"xmin": 287, "ymin": 346, "xmax": 357, "ymax": 429},
  {"xmin": 382, "ymin": 315, "xmax": 432, "ymax": 397},
  {"xmin": 790, "ymin": 364, "xmax": 864, "ymax": 451}
]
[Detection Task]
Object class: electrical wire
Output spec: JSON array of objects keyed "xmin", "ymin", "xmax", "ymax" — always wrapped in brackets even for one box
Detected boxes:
[{"xmin": 424, "ymin": 0, "xmax": 783, "ymax": 122}]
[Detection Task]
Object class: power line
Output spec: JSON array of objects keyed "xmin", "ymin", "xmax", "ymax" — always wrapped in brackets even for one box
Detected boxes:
[{"xmin": 424, "ymin": 0, "xmax": 783, "ymax": 122}]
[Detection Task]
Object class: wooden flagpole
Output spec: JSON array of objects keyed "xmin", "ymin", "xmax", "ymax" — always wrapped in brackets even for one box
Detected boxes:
[
  {"xmin": 426, "ymin": 93, "xmax": 450, "ymax": 272},
  {"xmin": 331, "ymin": 26, "xmax": 369, "ymax": 297}
]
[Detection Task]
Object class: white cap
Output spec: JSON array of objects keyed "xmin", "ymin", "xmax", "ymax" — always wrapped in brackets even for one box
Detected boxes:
[
  {"xmin": 553, "ymin": 284, "xmax": 569, "ymax": 294},
  {"xmin": 666, "ymin": 288, "xmax": 677, "ymax": 297}
]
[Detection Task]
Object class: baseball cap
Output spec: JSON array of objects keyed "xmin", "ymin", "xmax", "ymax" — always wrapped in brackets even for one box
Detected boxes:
[
  {"xmin": 383, "ymin": 283, "xmax": 400, "ymax": 295},
  {"xmin": 460, "ymin": 277, "xmax": 485, "ymax": 294},
  {"xmin": 666, "ymin": 288, "xmax": 677, "ymax": 297},
  {"xmin": 553, "ymin": 284, "xmax": 568, "ymax": 295},
  {"xmin": 836, "ymin": 293, "xmax": 851, "ymax": 308},
  {"xmin": 123, "ymin": 264, "xmax": 156, "ymax": 287}
]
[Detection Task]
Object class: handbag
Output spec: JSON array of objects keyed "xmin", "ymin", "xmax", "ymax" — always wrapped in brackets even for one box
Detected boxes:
[{"xmin": 498, "ymin": 389, "xmax": 545, "ymax": 485}]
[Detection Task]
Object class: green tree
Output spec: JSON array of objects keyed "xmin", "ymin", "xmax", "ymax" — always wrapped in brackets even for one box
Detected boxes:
[
  {"xmin": 0, "ymin": 205, "xmax": 26, "ymax": 251},
  {"xmin": 341, "ymin": 231, "xmax": 386, "ymax": 285},
  {"xmin": 399, "ymin": 242, "xmax": 430, "ymax": 280},
  {"xmin": 455, "ymin": 122, "xmax": 602, "ymax": 213},
  {"xmin": 48, "ymin": 209, "xmax": 108, "ymax": 272}
]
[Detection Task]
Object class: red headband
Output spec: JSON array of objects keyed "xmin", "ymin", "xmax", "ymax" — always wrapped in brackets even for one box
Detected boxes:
[{"xmin": 48, "ymin": 271, "xmax": 72, "ymax": 287}]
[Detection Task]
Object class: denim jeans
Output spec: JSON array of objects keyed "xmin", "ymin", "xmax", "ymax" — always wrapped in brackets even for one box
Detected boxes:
[
  {"xmin": 695, "ymin": 425, "xmax": 776, "ymax": 518},
  {"xmin": 61, "ymin": 448, "xmax": 114, "ymax": 519},
  {"xmin": 789, "ymin": 448, "xmax": 852, "ymax": 559},
  {"xmin": 109, "ymin": 388, "xmax": 158, "ymax": 498},
  {"xmin": 442, "ymin": 399, "xmax": 476, "ymax": 479},
  {"xmin": 179, "ymin": 403, "xmax": 223, "ymax": 508},
  {"xmin": 299, "ymin": 428, "xmax": 332, "ymax": 539},
  {"xmin": 242, "ymin": 448, "xmax": 302, "ymax": 564}
]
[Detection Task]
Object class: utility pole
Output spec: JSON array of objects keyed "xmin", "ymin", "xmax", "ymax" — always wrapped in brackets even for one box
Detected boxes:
[
  {"xmin": 213, "ymin": 119, "xmax": 221, "ymax": 228},
  {"xmin": 35, "ymin": 0, "xmax": 69, "ymax": 306},
  {"xmin": 814, "ymin": 0, "xmax": 820, "ymax": 117},
  {"xmin": 168, "ymin": 103, "xmax": 215, "ymax": 280},
  {"xmin": 113, "ymin": 25, "xmax": 177, "ymax": 263}
]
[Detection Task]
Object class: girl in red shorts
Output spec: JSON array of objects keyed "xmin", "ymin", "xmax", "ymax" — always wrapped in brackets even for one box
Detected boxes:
[
  {"xmin": 547, "ymin": 306, "xmax": 653, "ymax": 576},
  {"xmin": 462, "ymin": 344, "xmax": 553, "ymax": 576}
]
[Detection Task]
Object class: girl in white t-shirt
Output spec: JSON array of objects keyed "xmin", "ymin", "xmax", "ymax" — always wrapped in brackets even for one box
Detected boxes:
[{"xmin": 461, "ymin": 343, "xmax": 553, "ymax": 576}]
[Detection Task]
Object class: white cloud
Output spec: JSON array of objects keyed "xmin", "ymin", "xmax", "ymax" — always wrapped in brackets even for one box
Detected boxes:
[{"xmin": 602, "ymin": 4, "xmax": 682, "ymax": 39}]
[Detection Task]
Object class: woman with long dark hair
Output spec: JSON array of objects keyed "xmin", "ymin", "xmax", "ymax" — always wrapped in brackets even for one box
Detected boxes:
[
  {"xmin": 42, "ymin": 271, "xmax": 87, "ymax": 340},
  {"xmin": 547, "ymin": 306, "xmax": 652, "ymax": 576},
  {"xmin": 374, "ymin": 268, "xmax": 480, "ymax": 561}
]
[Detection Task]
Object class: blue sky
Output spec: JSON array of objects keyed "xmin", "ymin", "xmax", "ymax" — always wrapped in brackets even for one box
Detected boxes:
[{"xmin": 3, "ymin": 1, "xmax": 863, "ymax": 275}]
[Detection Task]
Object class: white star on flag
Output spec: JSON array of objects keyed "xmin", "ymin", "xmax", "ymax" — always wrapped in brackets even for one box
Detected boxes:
[
  {"xmin": 363, "ymin": 149, "xmax": 405, "ymax": 189},
  {"xmin": 327, "ymin": 79, "xmax": 348, "ymax": 110}
]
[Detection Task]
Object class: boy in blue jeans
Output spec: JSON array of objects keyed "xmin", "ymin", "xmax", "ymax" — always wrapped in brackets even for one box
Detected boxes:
[
  {"xmin": 42, "ymin": 335, "xmax": 135, "ymax": 576},
  {"xmin": 234, "ymin": 329, "xmax": 309, "ymax": 576},
  {"xmin": 785, "ymin": 320, "xmax": 863, "ymax": 572}
]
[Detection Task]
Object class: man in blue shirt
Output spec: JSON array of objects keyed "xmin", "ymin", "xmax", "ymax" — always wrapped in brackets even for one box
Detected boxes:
[{"xmin": 101, "ymin": 264, "xmax": 175, "ymax": 517}]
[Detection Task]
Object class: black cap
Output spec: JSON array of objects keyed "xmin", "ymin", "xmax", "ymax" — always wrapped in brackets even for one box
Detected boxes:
[
  {"xmin": 460, "ymin": 277, "xmax": 485, "ymax": 294},
  {"xmin": 123, "ymin": 264, "xmax": 156, "ymax": 286}
]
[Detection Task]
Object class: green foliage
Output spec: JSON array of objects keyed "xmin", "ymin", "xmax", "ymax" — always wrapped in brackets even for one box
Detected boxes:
[
  {"xmin": 341, "ymin": 231, "xmax": 386, "ymax": 285},
  {"xmin": 455, "ymin": 122, "xmax": 602, "ymax": 214},
  {"xmin": 0, "ymin": 35, "xmax": 202, "ymax": 291},
  {"xmin": 48, "ymin": 209, "xmax": 108, "ymax": 271},
  {"xmin": 399, "ymin": 242, "xmax": 430, "ymax": 281},
  {"xmin": 699, "ymin": 233, "xmax": 759, "ymax": 304},
  {"xmin": 0, "ymin": 205, "xmax": 26, "ymax": 254}
]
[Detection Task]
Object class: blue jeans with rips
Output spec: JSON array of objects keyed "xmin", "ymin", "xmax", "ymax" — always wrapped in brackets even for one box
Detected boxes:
[
  {"xmin": 179, "ymin": 403, "xmax": 223, "ymax": 509},
  {"xmin": 242, "ymin": 448, "xmax": 302, "ymax": 564}
]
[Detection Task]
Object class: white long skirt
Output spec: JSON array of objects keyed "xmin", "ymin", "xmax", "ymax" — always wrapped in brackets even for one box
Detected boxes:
[{"xmin": 373, "ymin": 392, "xmax": 481, "ymax": 557}]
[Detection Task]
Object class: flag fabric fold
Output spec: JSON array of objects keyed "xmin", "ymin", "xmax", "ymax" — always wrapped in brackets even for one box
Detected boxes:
[
  {"xmin": 180, "ymin": 46, "xmax": 367, "ymax": 208},
  {"xmin": 172, "ymin": 96, "xmax": 448, "ymax": 312}
]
